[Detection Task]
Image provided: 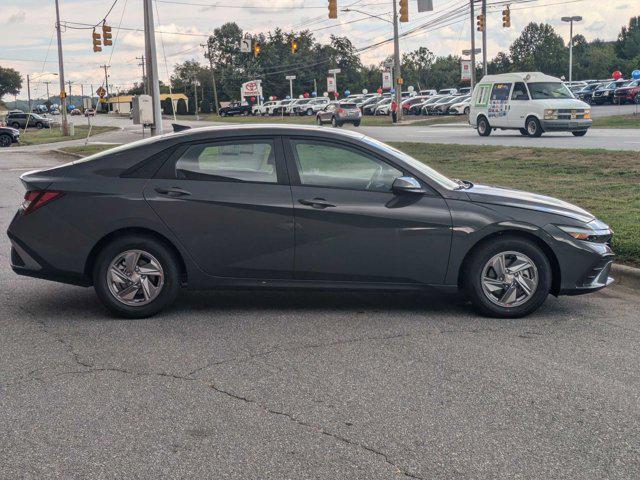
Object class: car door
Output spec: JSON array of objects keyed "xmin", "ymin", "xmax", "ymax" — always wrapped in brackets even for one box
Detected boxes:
[
  {"xmin": 143, "ymin": 136, "xmax": 295, "ymax": 279},
  {"xmin": 508, "ymin": 82, "xmax": 530, "ymax": 128},
  {"xmin": 283, "ymin": 137, "xmax": 452, "ymax": 285},
  {"xmin": 320, "ymin": 104, "xmax": 334, "ymax": 122},
  {"xmin": 487, "ymin": 82, "xmax": 512, "ymax": 127}
]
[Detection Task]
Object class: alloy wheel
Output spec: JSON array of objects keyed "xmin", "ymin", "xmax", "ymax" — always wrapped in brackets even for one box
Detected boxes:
[
  {"xmin": 481, "ymin": 251, "xmax": 538, "ymax": 308},
  {"xmin": 107, "ymin": 249, "xmax": 164, "ymax": 306}
]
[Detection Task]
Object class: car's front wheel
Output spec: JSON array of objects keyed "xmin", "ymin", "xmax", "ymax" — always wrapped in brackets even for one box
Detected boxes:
[
  {"xmin": 477, "ymin": 116, "xmax": 491, "ymax": 136},
  {"xmin": 0, "ymin": 134, "xmax": 12, "ymax": 147},
  {"xmin": 316, "ymin": 116, "xmax": 322, "ymax": 126},
  {"xmin": 525, "ymin": 116, "xmax": 543, "ymax": 137},
  {"xmin": 93, "ymin": 235, "xmax": 180, "ymax": 318},
  {"xmin": 572, "ymin": 130, "xmax": 588, "ymax": 137},
  {"xmin": 464, "ymin": 236, "xmax": 552, "ymax": 318},
  {"xmin": 11, "ymin": 122, "xmax": 20, "ymax": 129}
]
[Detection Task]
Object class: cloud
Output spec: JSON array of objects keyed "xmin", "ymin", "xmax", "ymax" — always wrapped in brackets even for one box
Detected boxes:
[{"xmin": 6, "ymin": 10, "xmax": 26, "ymax": 24}]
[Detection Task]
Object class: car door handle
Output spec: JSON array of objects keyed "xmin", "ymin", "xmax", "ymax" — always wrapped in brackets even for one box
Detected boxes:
[
  {"xmin": 155, "ymin": 187, "xmax": 191, "ymax": 197},
  {"xmin": 299, "ymin": 198, "xmax": 336, "ymax": 209}
]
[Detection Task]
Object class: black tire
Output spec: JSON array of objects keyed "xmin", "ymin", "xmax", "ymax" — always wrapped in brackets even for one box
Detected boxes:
[
  {"xmin": 316, "ymin": 116, "xmax": 323, "ymax": 126},
  {"xmin": 572, "ymin": 130, "xmax": 588, "ymax": 137},
  {"xmin": 477, "ymin": 116, "xmax": 491, "ymax": 136},
  {"xmin": 331, "ymin": 116, "xmax": 338, "ymax": 127},
  {"xmin": 11, "ymin": 122, "xmax": 20, "ymax": 129},
  {"xmin": 35, "ymin": 122, "xmax": 44, "ymax": 129},
  {"xmin": 220, "ymin": 111, "xmax": 226, "ymax": 117},
  {"xmin": 464, "ymin": 107, "xmax": 470, "ymax": 116},
  {"xmin": 463, "ymin": 236, "xmax": 552, "ymax": 318},
  {"xmin": 93, "ymin": 235, "xmax": 180, "ymax": 318},
  {"xmin": 525, "ymin": 116, "xmax": 543, "ymax": 138},
  {"xmin": 353, "ymin": 121, "xmax": 361, "ymax": 127},
  {"xmin": 519, "ymin": 128, "xmax": 528, "ymax": 136},
  {"xmin": 0, "ymin": 134, "xmax": 12, "ymax": 147},
  {"xmin": 306, "ymin": 108, "xmax": 314, "ymax": 116}
]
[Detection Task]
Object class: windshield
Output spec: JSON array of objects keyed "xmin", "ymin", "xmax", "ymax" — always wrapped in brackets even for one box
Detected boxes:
[
  {"xmin": 363, "ymin": 137, "xmax": 459, "ymax": 190},
  {"xmin": 527, "ymin": 82, "xmax": 574, "ymax": 100}
]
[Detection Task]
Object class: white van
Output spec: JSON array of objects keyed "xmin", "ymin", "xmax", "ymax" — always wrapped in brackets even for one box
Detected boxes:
[{"xmin": 468, "ymin": 72, "xmax": 592, "ymax": 137}]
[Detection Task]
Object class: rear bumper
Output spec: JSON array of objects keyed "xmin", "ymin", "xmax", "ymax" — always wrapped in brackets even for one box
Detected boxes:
[{"xmin": 541, "ymin": 119, "xmax": 592, "ymax": 132}]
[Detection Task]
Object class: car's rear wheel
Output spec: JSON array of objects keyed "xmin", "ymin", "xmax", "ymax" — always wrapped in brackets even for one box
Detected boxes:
[
  {"xmin": 0, "ymin": 134, "xmax": 12, "ymax": 147},
  {"xmin": 526, "ymin": 117, "xmax": 543, "ymax": 137},
  {"xmin": 93, "ymin": 235, "xmax": 180, "ymax": 318},
  {"xmin": 353, "ymin": 120, "xmax": 361, "ymax": 127},
  {"xmin": 464, "ymin": 236, "xmax": 552, "ymax": 318},
  {"xmin": 35, "ymin": 122, "xmax": 44, "ymax": 129},
  {"xmin": 572, "ymin": 130, "xmax": 588, "ymax": 137},
  {"xmin": 11, "ymin": 122, "xmax": 20, "ymax": 129},
  {"xmin": 464, "ymin": 107, "xmax": 470, "ymax": 116},
  {"xmin": 477, "ymin": 116, "xmax": 491, "ymax": 136}
]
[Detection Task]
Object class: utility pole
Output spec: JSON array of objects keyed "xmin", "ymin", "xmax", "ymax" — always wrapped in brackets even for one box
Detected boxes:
[
  {"xmin": 67, "ymin": 80, "xmax": 73, "ymax": 97},
  {"xmin": 100, "ymin": 64, "xmax": 110, "ymax": 97},
  {"xmin": 136, "ymin": 55, "xmax": 147, "ymax": 93},
  {"xmin": 562, "ymin": 16, "xmax": 582, "ymax": 84},
  {"xmin": 482, "ymin": 0, "xmax": 487, "ymax": 76},
  {"xmin": 26, "ymin": 75, "xmax": 32, "ymax": 113},
  {"xmin": 470, "ymin": 0, "xmax": 476, "ymax": 90},
  {"xmin": 201, "ymin": 42, "xmax": 220, "ymax": 115},
  {"xmin": 193, "ymin": 77, "xmax": 199, "ymax": 120},
  {"xmin": 286, "ymin": 75, "xmax": 296, "ymax": 99},
  {"xmin": 392, "ymin": 0, "xmax": 402, "ymax": 121},
  {"xmin": 44, "ymin": 81, "xmax": 51, "ymax": 107},
  {"xmin": 143, "ymin": 0, "xmax": 163, "ymax": 135},
  {"xmin": 54, "ymin": 0, "xmax": 69, "ymax": 135}
]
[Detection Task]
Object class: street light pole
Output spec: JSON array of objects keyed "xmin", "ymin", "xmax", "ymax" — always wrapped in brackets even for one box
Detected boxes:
[
  {"xmin": 561, "ymin": 16, "xmax": 582, "ymax": 84},
  {"xmin": 26, "ymin": 75, "xmax": 32, "ymax": 113},
  {"xmin": 54, "ymin": 0, "xmax": 69, "ymax": 135},
  {"xmin": 470, "ymin": 0, "xmax": 476, "ymax": 90},
  {"xmin": 143, "ymin": 0, "xmax": 163, "ymax": 135},
  {"xmin": 392, "ymin": 0, "xmax": 402, "ymax": 121}
]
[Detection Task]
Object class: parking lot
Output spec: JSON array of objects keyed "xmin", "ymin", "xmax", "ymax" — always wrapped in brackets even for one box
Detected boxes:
[{"xmin": 2, "ymin": 151, "xmax": 640, "ymax": 478}]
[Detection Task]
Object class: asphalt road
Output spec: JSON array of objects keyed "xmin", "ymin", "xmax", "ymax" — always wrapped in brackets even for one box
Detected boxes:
[{"xmin": 1, "ymin": 152, "xmax": 640, "ymax": 479}]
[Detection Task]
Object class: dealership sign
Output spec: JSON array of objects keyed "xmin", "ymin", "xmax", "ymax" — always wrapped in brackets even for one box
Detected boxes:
[
  {"xmin": 382, "ymin": 70, "xmax": 392, "ymax": 90},
  {"xmin": 327, "ymin": 76, "xmax": 336, "ymax": 93},
  {"xmin": 460, "ymin": 60, "xmax": 472, "ymax": 81},
  {"xmin": 241, "ymin": 80, "xmax": 262, "ymax": 98}
]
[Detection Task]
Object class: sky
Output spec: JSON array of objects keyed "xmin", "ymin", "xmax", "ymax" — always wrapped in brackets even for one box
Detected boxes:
[{"xmin": 1, "ymin": 0, "xmax": 637, "ymax": 100}]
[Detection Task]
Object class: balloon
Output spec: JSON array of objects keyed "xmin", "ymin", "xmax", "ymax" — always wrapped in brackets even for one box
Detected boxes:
[
  {"xmin": 344, "ymin": 90, "xmax": 350, "ymax": 96},
  {"xmin": 323, "ymin": 92, "xmax": 329, "ymax": 97},
  {"xmin": 286, "ymin": 95, "xmax": 291, "ymax": 99},
  {"xmin": 298, "ymin": 94, "xmax": 304, "ymax": 99},
  {"xmin": 303, "ymin": 92, "xmax": 309, "ymax": 98},
  {"xmin": 362, "ymin": 89, "xmax": 368, "ymax": 94},
  {"xmin": 613, "ymin": 70, "xmax": 622, "ymax": 80},
  {"xmin": 377, "ymin": 88, "xmax": 382, "ymax": 94},
  {"xmin": 390, "ymin": 88, "xmax": 396, "ymax": 94},
  {"xmin": 311, "ymin": 91, "xmax": 317, "ymax": 97},
  {"xmin": 407, "ymin": 86, "xmax": 414, "ymax": 92},
  {"xmin": 250, "ymin": 96, "xmax": 256, "ymax": 102},
  {"xmin": 632, "ymin": 70, "xmax": 640, "ymax": 80}
]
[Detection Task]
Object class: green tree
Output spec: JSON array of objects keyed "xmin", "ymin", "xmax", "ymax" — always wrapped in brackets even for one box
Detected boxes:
[
  {"xmin": 616, "ymin": 16, "xmax": 640, "ymax": 60},
  {"xmin": 0, "ymin": 66, "xmax": 22, "ymax": 100},
  {"xmin": 487, "ymin": 52, "xmax": 511, "ymax": 74},
  {"xmin": 509, "ymin": 23, "xmax": 567, "ymax": 76},
  {"xmin": 401, "ymin": 47, "xmax": 434, "ymax": 89}
]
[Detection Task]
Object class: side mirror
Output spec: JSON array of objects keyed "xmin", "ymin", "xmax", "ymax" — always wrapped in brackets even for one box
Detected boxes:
[{"xmin": 392, "ymin": 176, "xmax": 425, "ymax": 194}]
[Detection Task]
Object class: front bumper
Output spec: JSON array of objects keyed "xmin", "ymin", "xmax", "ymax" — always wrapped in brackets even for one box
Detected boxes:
[{"xmin": 541, "ymin": 119, "xmax": 592, "ymax": 132}]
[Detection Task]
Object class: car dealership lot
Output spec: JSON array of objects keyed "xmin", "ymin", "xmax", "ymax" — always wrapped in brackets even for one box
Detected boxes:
[{"xmin": 1, "ymin": 152, "xmax": 640, "ymax": 478}]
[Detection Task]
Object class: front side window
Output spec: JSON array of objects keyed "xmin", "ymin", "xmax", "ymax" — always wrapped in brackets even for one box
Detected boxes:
[
  {"xmin": 474, "ymin": 85, "xmax": 490, "ymax": 106},
  {"xmin": 511, "ymin": 82, "xmax": 529, "ymax": 100},
  {"xmin": 291, "ymin": 140, "xmax": 402, "ymax": 193},
  {"xmin": 175, "ymin": 140, "xmax": 277, "ymax": 183},
  {"xmin": 527, "ymin": 82, "xmax": 573, "ymax": 99}
]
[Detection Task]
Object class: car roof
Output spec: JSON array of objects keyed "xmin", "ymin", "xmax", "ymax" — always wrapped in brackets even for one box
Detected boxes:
[{"xmin": 478, "ymin": 71, "xmax": 561, "ymax": 84}]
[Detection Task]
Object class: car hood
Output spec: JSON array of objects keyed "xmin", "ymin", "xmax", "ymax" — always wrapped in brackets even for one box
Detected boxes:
[
  {"xmin": 530, "ymin": 98, "xmax": 590, "ymax": 109},
  {"xmin": 465, "ymin": 184, "xmax": 594, "ymax": 223}
]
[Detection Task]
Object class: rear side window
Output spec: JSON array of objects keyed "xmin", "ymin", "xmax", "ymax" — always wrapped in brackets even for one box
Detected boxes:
[
  {"xmin": 339, "ymin": 103, "xmax": 358, "ymax": 109},
  {"xmin": 474, "ymin": 85, "xmax": 490, "ymax": 106},
  {"xmin": 511, "ymin": 82, "xmax": 529, "ymax": 100},
  {"xmin": 175, "ymin": 140, "xmax": 277, "ymax": 183}
]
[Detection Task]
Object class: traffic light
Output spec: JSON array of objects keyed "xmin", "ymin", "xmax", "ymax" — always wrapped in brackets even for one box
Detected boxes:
[
  {"xmin": 328, "ymin": 0, "xmax": 337, "ymax": 19},
  {"xmin": 502, "ymin": 6, "xmax": 511, "ymax": 28},
  {"xmin": 92, "ymin": 29, "xmax": 102, "ymax": 52},
  {"xmin": 476, "ymin": 14, "xmax": 485, "ymax": 32},
  {"xmin": 253, "ymin": 41, "xmax": 261, "ymax": 57},
  {"xmin": 399, "ymin": 0, "xmax": 409, "ymax": 23},
  {"xmin": 102, "ymin": 23, "xmax": 113, "ymax": 46},
  {"xmin": 291, "ymin": 39, "xmax": 299, "ymax": 54}
]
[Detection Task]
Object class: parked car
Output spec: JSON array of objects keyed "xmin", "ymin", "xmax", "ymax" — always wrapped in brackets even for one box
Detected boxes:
[
  {"xmin": 418, "ymin": 96, "xmax": 445, "ymax": 115},
  {"xmin": 575, "ymin": 83, "xmax": 602, "ymax": 104},
  {"xmin": 316, "ymin": 102, "xmax": 361, "ymax": 127},
  {"xmin": 592, "ymin": 79, "xmax": 628, "ymax": 105},
  {"xmin": 218, "ymin": 101, "xmax": 251, "ymax": 117},
  {"xmin": 84, "ymin": 108, "xmax": 96, "ymax": 117},
  {"xmin": 374, "ymin": 98, "xmax": 393, "ymax": 116},
  {"xmin": 361, "ymin": 95, "xmax": 385, "ymax": 115},
  {"xmin": 251, "ymin": 101, "xmax": 277, "ymax": 116},
  {"xmin": 425, "ymin": 95, "xmax": 456, "ymax": 115},
  {"xmin": 614, "ymin": 80, "xmax": 640, "ymax": 104},
  {"xmin": 271, "ymin": 99, "xmax": 294, "ymax": 115},
  {"xmin": 419, "ymin": 89, "xmax": 437, "ymax": 97},
  {"xmin": 0, "ymin": 126, "xmax": 20, "ymax": 147},
  {"xmin": 305, "ymin": 97, "xmax": 331, "ymax": 114},
  {"xmin": 70, "ymin": 109, "xmax": 82, "ymax": 116},
  {"xmin": 448, "ymin": 96, "xmax": 472, "ymax": 115},
  {"xmin": 564, "ymin": 81, "xmax": 587, "ymax": 93},
  {"xmin": 5, "ymin": 112, "xmax": 51, "ymax": 129},
  {"xmin": 8, "ymin": 125, "xmax": 614, "ymax": 319},
  {"xmin": 434, "ymin": 95, "xmax": 469, "ymax": 115},
  {"xmin": 458, "ymin": 87, "xmax": 471, "ymax": 95},
  {"xmin": 438, "ymin": 88, "xmax": 458, "ymax": 95},
  {"xmin": 401, "ymin": 95, "xmax": 429, "ymax": 115},
  {"xmin": 289, "ymin": 99, "xmax": 318, "ymax": 116},
  {"xmin": 469, "ymin": 72, "xmax": 592, "ymax": 137}
]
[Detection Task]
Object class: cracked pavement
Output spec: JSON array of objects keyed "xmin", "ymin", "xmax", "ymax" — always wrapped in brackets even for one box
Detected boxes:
[{"xmin": 1, "ymin": 153, "xmax": 640, "ymax": 479}]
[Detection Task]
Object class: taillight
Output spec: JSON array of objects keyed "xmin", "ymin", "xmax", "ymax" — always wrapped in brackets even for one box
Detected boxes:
[
  {"xmin": 22, "ymin": 190, "xmax": 64, "ymax": 214},
  {"xmin": 337, "ymin": 108, "xmax": 345, "ymax": 114}
]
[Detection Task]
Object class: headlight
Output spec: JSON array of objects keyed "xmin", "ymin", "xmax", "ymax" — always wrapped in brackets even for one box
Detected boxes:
[
  {"xmin": 544, "ymin": 109, "xmax": 558, "ymax": 120},
  {"xmin": 556, "ymin": 225, "xmax": 612, "ymax": 243},
  {"xmin": 583, "ymin": 110, "xmax": 591, "ymax": 119}
]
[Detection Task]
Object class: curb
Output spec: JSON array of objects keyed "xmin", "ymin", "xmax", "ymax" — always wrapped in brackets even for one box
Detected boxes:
[
  {"xmin": 50, "ymin": 149, "xmax": 84, "ymax": 159},
  {"xmin": 612, "ymin": 264, "xmax": 640, "ymax": 290}
]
